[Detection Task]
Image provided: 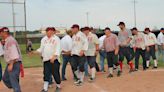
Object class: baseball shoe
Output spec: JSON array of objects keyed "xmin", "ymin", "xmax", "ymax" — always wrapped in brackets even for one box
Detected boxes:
[
  {"xmin": 134, "ymin": 68, "xmax": 138, "ymax": 71},
  {"xmin": 152, "ymin": 66, "xmax": 158, "ymax": 69},
  {"xmin": 74, "ymin": 80, "xmax": 83, "ymax": 86},
  {"xmin": 41, "ymin": 89, "xmax": 48, "ymax": 92},
  {"xmin": 62, "ymin": 78, "xmax": 67, "ymax": 81},
  {"xmin": 146, "ymin": 67, "xmax": 149, "ymax": 69},
  {"xmin": 55, "ymin": 87, "xmax": 61, "ymax": 92},
  {"xmin": 129, "ymin": 69, "xmax": 135, "ymax": 73},
  {"xmin": 88, "ymin": 77, "xmax": 95, "ymax": 83},
  {"xmin": 117, "ymin": 70, "xmax": 121, "ymax": 77},
  {"xmin": 107, "ymin": 74, "xmax": 113, "ymax": 78}
]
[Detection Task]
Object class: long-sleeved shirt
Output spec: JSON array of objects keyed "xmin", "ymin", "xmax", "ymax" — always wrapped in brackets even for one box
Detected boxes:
[
  {"xmin": 99, "ymin": 35, "xmax": 106, "ymax": 50},
  {"xmin": 133, "ymin": 32, "xmax": 146, "ymax": 50},
  {"xmin": 3, "ymin": 36, "xmax": 22, "ymax": 64},
  {"xmin": 103, "ymin": 33, "xmax": 120, "ymax": 52},
  {"xmin": 118, "ymin": 29, "xmax": 132, "ymax": 47},
  {"xmin": 61, "ymin": 35, "xmax": 72, "ymax": 54},
  {"xmin": 37, "ymin": 35, "xmax": 61, "ymax": 62},
  {"xmin": 85, "ymin": 32, "xmax": 99, "ymax": 56},
  {"xmin": 71, "ymin": 31, "xmax": 88, "ymax": 56},
  {"xmin": 157, "ymin": 32, "xmax": 164, "ymax": 45},
  {"xmin": 0, "ymin": 43, "xmax": 4, "ymax": 56},
  {"xmin": 145, "ymin": 32, "xmax": 157, "ymax": 46}
]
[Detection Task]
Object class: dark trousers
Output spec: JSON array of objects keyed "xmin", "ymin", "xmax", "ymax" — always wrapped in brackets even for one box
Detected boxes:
[
  {"xmin": 135, "ymin": 49, "xmax": 146, "ymax": 69},
  {"xmin": 61, "ymin": 55, "xmax": 75, "ymax": 79},
  {"xmin": 95, "ymin": 62, "xmax": 100, "ymax": 72},
  {"xmin": 0, "ymin": 62, "xmax": 2, "ymax": 81},
  {"xmin": 145, "ymin": 45, "xmax": 156, "ymax": 60},
  {"xmin": 106, "ymin": 51, "xmax": 119, "ymax": 68},
  {"xmin": 3, "ymin": 62, "xmax": 21, "ymax": 92},
  {"xmin": 71, "ymin": 55, "xmax": 86, "ymax": 72},
  {"xmin": 43, "ymin": 60, "xmax": 61, "ymax": 84},
  {"xmin": 119, "ymin": 46, "xmax": 133, "ymax": 63}
]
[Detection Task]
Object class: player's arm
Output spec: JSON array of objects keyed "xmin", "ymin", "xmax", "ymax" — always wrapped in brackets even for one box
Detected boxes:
[
  {"xmin": 80, "ymin": 34, "xmax": 88, "ymax": 56},
  {"xmin": 114, "ymin": 36, "xmax": 120, "ymax": 55},
  {"xmin": 51, "ymin": 37, "xmax": 61, "ymax": 63}
]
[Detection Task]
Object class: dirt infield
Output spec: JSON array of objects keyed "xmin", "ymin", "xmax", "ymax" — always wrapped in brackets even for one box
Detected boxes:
[{"xmin": 0, "ymin": 65, "xmax": 164, "ymax": 92}]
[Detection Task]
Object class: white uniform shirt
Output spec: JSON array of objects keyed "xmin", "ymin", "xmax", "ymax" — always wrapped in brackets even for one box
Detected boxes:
[
  {"xmin": 85, "ymin": 32, "xmax": 99, "ymax": 56},
  {"xmin": 157, "ymin": 32, "xmax": 164, "ymax": 45},
  {"xmin": 37, "ymin": 35, "xmax": 61, "ymax": 62},
  {"xmin": 0, "ymin": 43, "xmax": 4, "ymax": 56},
  {"xmin": 71, "ymin": 31, "xmax": 88, "ymax": 56},
  {"xmin": 133, "ymin": 32, "xmax": 146, "ymax": 50},
  {"xmin": 61, "ymin": 35, "xmax": 72, "ymax": 54},
  {"xmin": 145, "ymin": 32, "xmax": 157, "ymax": 46},
  {"xmin": 99, "ymin": 35, "xmax": 106, "ymax": 49},
  {"xmin": 3, "ymin": 36, "xmax": 22, "ymax": 63}
]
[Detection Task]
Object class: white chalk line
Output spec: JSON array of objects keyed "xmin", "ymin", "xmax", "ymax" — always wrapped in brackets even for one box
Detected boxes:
[{"xmin": 91, "ymin": 83, "xmax": 108, "ymax": 92}]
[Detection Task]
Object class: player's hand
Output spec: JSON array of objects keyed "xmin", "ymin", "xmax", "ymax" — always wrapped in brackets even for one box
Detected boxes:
[
  {"xmin": 114, "ymin": 50, "xmax": 119, "ymax": 55},
  {"xmin": 95, "ymin": 51, "xmax": 99, "ymax": 56},
  {"xmin": 50, "ymin": 55, "xmax": 57, "ymax": 63},
  {"xmin": 79, "ymin": 50, "xmax": 85, "ymax": 56},
  {"xmin": 8, "ymin": 63, "xmax": 13, "ymax": 72},
  {"xmin": 146, "ymin": 47, "xmax": 150, "ymax": 52}
]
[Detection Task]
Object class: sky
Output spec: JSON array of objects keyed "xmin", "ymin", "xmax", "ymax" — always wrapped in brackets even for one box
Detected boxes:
[{"xmin": 0, "ymin": 0, "xmax": 163, "ymax": 31}]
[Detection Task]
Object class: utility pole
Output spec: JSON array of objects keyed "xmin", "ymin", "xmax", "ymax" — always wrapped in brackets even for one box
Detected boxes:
[
  {"xmin": 86, "ymin": 12, "xmax": 89, "ymax": 26},
  {"xmin": 133, "ymin": 0, "xmax": 137, "ymax": 27},
  {"xmin": 12, "ymin": 0, "xmax": 16, "ymax": 38}
]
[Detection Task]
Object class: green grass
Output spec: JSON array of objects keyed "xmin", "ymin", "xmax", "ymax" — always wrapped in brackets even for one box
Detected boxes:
[{"xmin": 0, "ymin": 43, "xmax": 164, "ymax": 69}]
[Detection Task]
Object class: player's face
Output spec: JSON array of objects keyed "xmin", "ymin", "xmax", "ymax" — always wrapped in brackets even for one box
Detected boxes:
[
  {"xmin": 132, "ymin": 30, "xmax": 137, "ymax": 35},
  {"xmin": 83, "ymin": 30, "xmax": 89, "ymax": 35},
  {"xmin": 71, "ymin": 28, "xmax": 78, "ymax": 34},
  {"xmin": 105, "ymin": 30, "xmax": 111, "ymax": 36},
  {"xmin": 119, "ymin": 25, "xmax": 125, "ymax": 30},
  {"xmin": 46, "ymin": 30, "xmax": 54, "ymax": 38}
]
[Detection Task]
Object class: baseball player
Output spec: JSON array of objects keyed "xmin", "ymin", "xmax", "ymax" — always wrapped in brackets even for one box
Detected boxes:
[
  {"xmin": 131, "ymin": 27, "xmax": 147, "ymax": 71},
  {"xmin": 61, "ymin": 30, "xmax": 75, "ymax": 81},
  {"xmin": 82, "ymin": 27, "xmax": 99, "ymax": 82},
  {"xmin": 144, "ymin": 28, "xmax": 158, "ymax": 69},
  {"xmin": 103, "ymin": 27, "xmax": 121, "ymax": 78},
  {"xmin": 0, "ymin": 28, "xmax": 4, "ymax": 81},
  {"xmin": 117, "ymin": 22, "xmax": 134, "ymax": 73},
  {"xmin": 157, "ymin": 28, "xmax": 164, "ymax": 61},
  {"xmin": 33, "ymin": 27, "xmax": 61, "ymax": 92},
  {"xmin": 71, "ymin": 24, "xmax": 88, "ymax": 86},
  {"xmin": 1, "ymin": 27, "xmax": 22, "ymax": 92},
  {"xmin": 99, "ymin": 35, "xmax": 107, "ymax": 72}
]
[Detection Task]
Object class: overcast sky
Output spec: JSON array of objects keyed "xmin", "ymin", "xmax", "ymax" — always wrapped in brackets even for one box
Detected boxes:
[{"xmin": 0, "ymin": 0, "xmax": 163, "ymax": 31}]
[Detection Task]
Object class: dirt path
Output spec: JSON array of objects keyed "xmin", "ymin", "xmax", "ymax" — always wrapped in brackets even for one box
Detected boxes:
[{"xmin": 0, "ymin": 65, "xmax": 164, "ymax": 92}]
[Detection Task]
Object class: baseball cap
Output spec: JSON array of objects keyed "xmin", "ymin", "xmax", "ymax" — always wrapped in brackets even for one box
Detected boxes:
[
  {"xmin": 104, "ymin": 27, "xmax": 111, "ymax": 31},
  {"xmin": 45, "ymin": 27, "xmax": 56, "ymax": 32},
  {"xmin": 144, "ymin": 28, "xmax": 150, "ymax": 31},
  {"xmin": 71, "ymin": 24, "xmax": 80, "ymax": 29},
  {"xmin": 0, "ymin": 27, "xmax": 9, "ymax": 32},
  {"xmin": 160, "ymin": 28, "xmax": 164, "ymax": 30},
  {"xmin": 83, "ymin": 27, "xmax": 90, "ymax": 31},
  {"xmin": 117, "ymin": 22, "xmax": 125, "ymax": 26},
  {"xmin": 131, "ymin": 27, "xmax": 138, "ymax": 31}
]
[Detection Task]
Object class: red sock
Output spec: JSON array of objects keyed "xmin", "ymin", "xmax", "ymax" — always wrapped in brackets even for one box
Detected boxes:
[
  {"xmin": 129, "ymin": 61, "xmax": 134, "ymax": 70},
  {"xmin": 119, "ymin": 61, "xmax": 123, "ymax": 71},
  {"xmin": 20, "ymin": 63, "xmax": 24, "ymax": 78}
]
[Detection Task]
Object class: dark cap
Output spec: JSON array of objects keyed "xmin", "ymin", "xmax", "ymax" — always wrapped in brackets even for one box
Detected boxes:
[
  {"xmin": 104, "ymin": 27, "xmax": 111, "ymax": 31},
  {"xmin": 46, "ymin": 27, "xmax": 56, "ymax": 32},
  {"xmin": 0, "ymin": 27, "xmax": 9, "ymax": 32},
  {"xmin": 117, "ymin": 22, "xmax": 125, "ymax": 26},
  {"xmin": 144, "ymin": 27, "xmax": 150, "ymax": 31},
  {"xmin": 71, "ymin": 24, "xmax": 80, "ymax": 29},
  {"xmin": 131, "ymin": 27, "xmax": 138, "ymax": 31},
  {"xmin": 160, "ymin": 28, "xmax": 164, "ymax": 30},
  {"xmin": 83, "ymin": 27, "xmax": 90, "ymax": 31}
]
